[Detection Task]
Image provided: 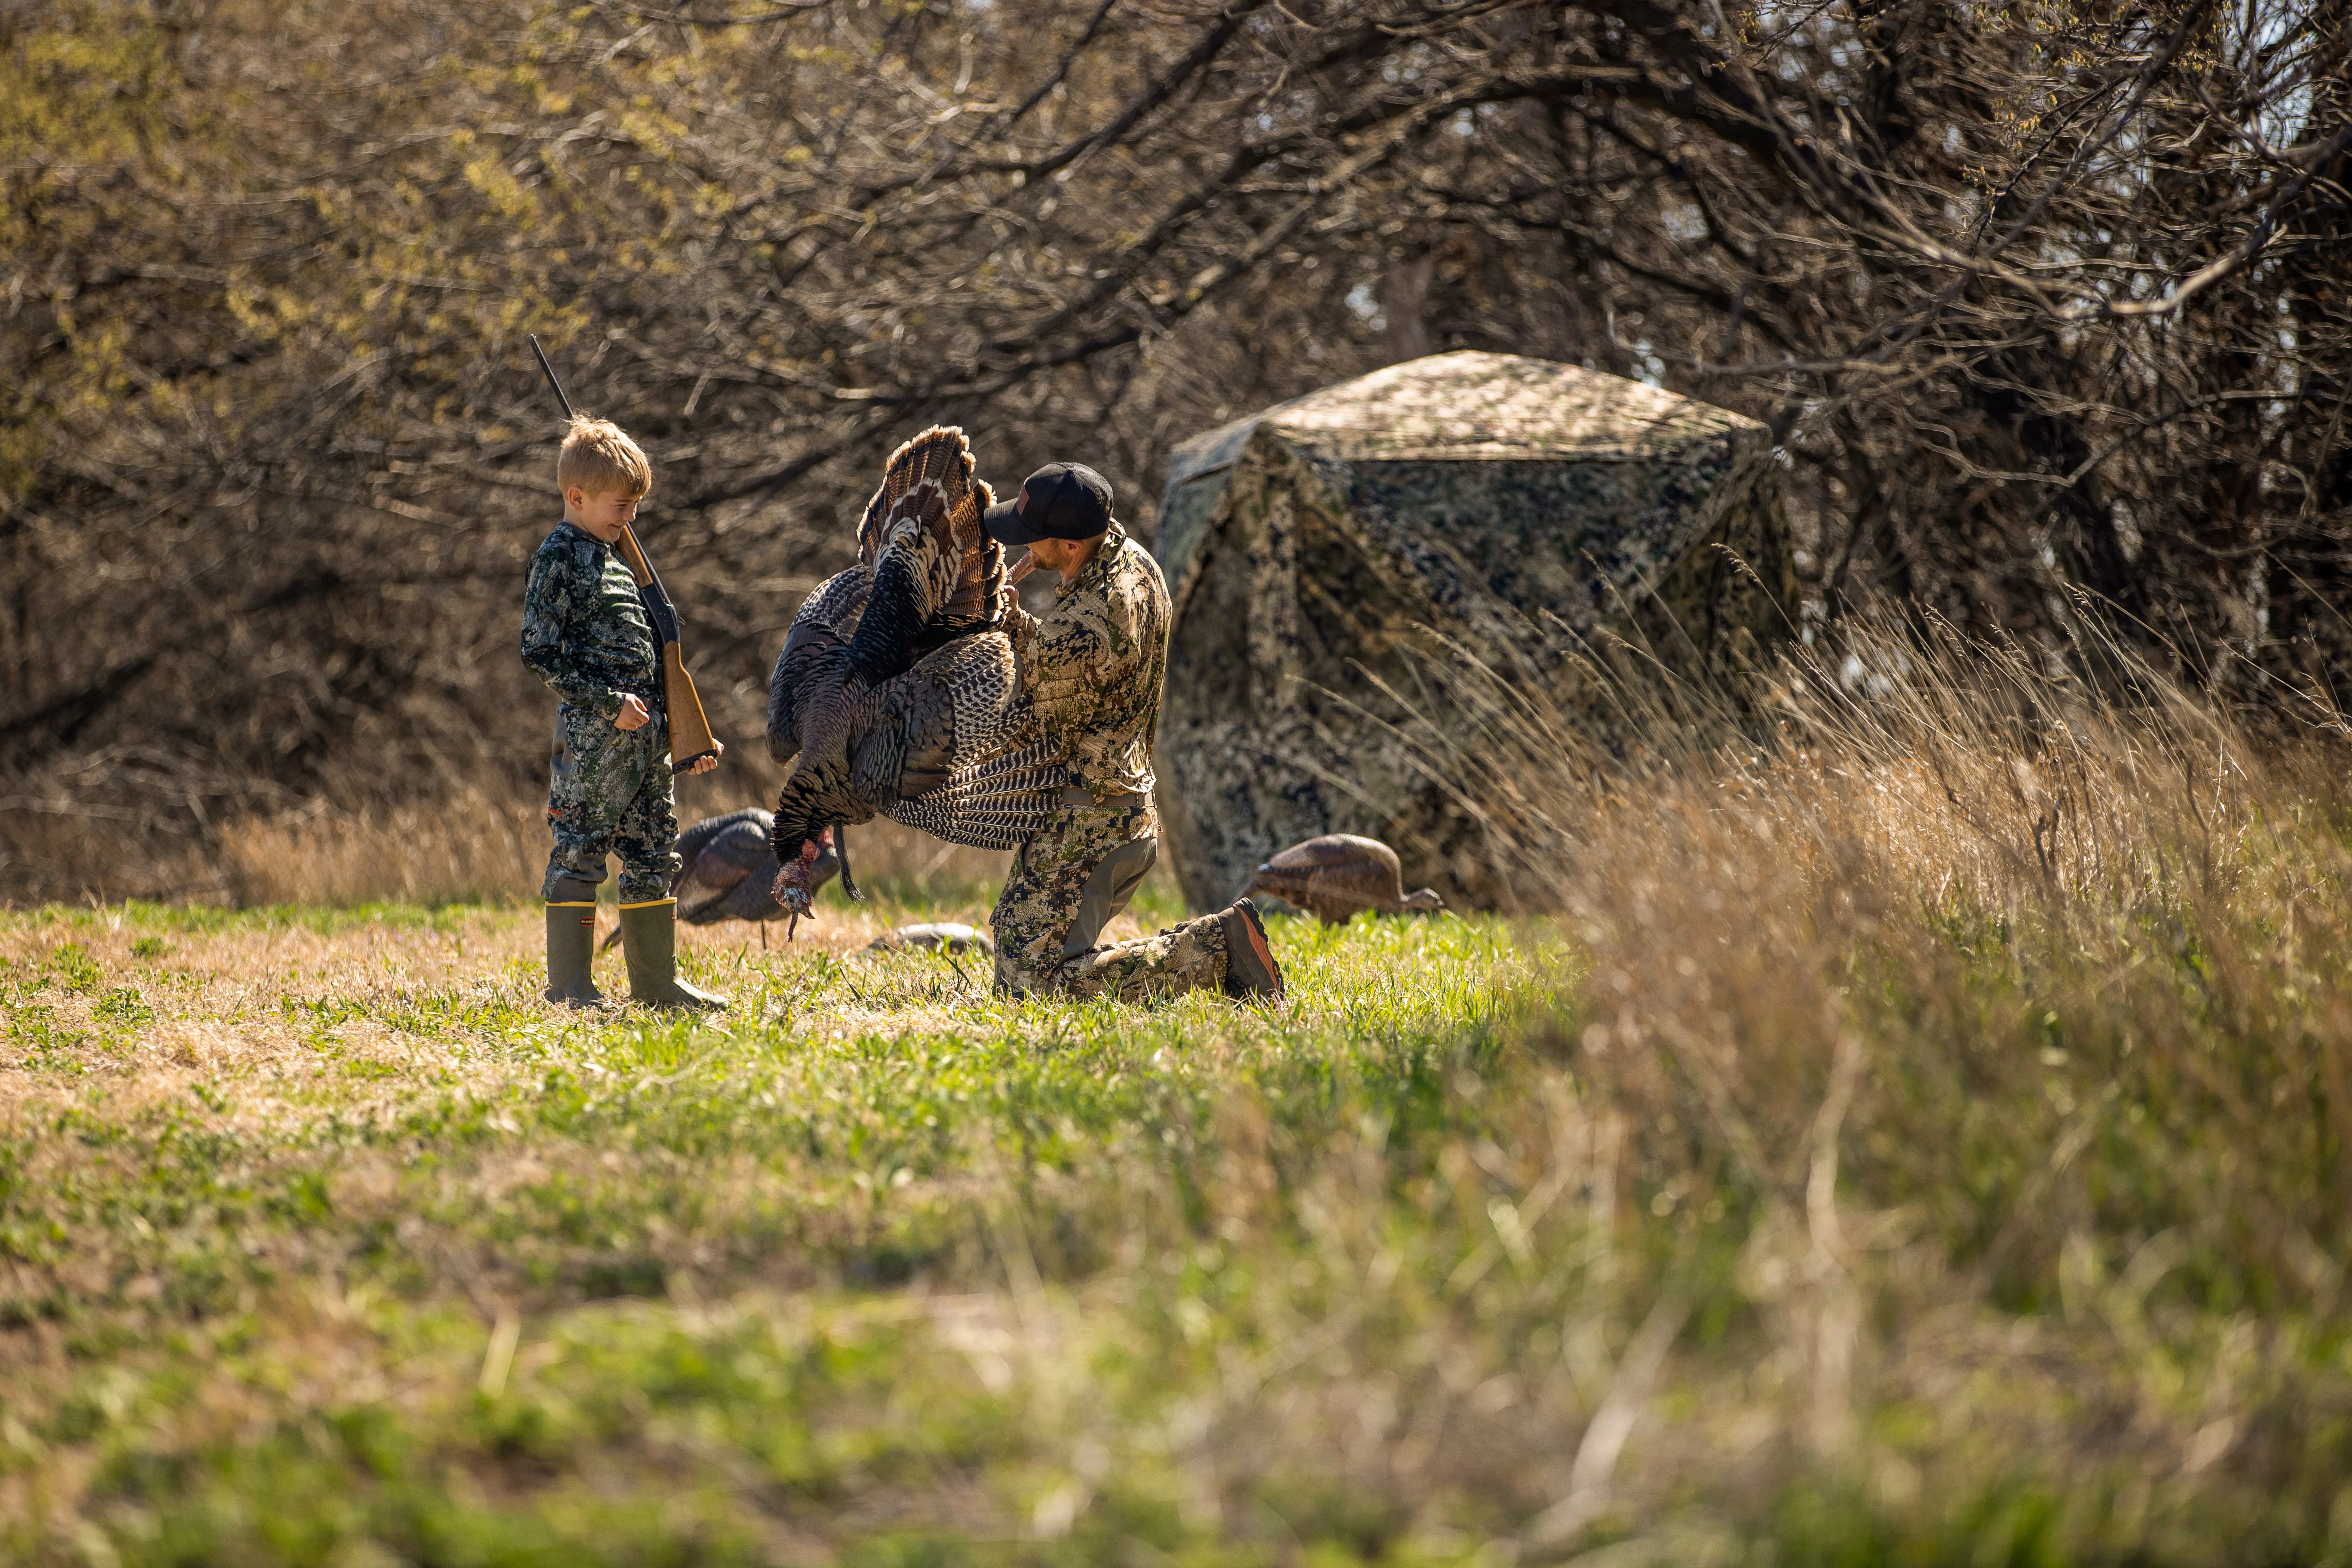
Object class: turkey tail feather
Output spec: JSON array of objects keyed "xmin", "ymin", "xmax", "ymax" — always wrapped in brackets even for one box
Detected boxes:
[{"xmin": 855, "ymin": 426, "xmax": 1003, "ymax": 623}]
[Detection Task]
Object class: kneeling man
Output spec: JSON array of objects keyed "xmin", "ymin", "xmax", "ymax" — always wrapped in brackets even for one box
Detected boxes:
[{"xmin": 984, "ymin": 461, "xmax": 1283, "ymax": 1003}]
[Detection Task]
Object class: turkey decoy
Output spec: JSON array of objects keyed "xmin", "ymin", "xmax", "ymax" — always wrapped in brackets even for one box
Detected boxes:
[
  {"xmin": 1242, "ymin": 835, "xmax": 1448, "ymax": 925},
  {"xmin": 765, "ymin": 426, "xmax": 1061, "ymax": 934},
  {"xmin": 599, "ymin": 808, "xmax": 839, "ymax": 952},
  {"xmin": 864, "ymin": 922, "xmax": 993, "ymax": 956}
]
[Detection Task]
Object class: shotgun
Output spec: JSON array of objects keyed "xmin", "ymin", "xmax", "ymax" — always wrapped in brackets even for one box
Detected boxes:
[{"xmin": 529, "ymin": 334, "xmax": 721, "ymax": 776}]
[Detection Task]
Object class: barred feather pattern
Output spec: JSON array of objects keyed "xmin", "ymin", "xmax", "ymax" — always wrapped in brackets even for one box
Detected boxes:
[
  {"xmin": 771, "ymin": 677, "xmax": 882, "ymax": 861},
  {"xmin": 848, "ymin": 634, "xmax": 1008, "ymax": 805},
  {"xmin": 855, "ymin": 425, "xmax": 1003, "ymax": 623},
  {"xmin": 846, "ymin": 548, "xmax": 932, "ymax": 686},
  {"xmin": 775, "ymin": 629, "xmax": 1060, "ymax": 857},
  {"xmin": 871, "ymin": 634, "xmax": 1059, "ymax": 848},
  {"xmin": 766, "ymin": 565, "xmax": 871, "ymax": 765},
  {"xmin": 794, "ymin": 563, "xmax": 876, "ymax": 634},
  {"xmin": 930, "ymin": 632, "xmax": 1030, "ymax": 757},
  {"xmin": 767, "ymin": 427, "xmax": 1056, "ymax": 864},
  {"xmin": 881, "ymin": 736, "xmax": 1065, "ymax": 850}
]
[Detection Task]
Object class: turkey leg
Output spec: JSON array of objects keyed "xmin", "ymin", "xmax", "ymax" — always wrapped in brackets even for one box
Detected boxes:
[{"xmin": 833, "ymin": 821, "xmax": 862, "ymax": 902}]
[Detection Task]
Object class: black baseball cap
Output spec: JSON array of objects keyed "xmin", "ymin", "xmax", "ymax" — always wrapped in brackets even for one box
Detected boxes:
[{"xmin": 982, "ymin": 462, "xmax": 1114, "ymax": 545}]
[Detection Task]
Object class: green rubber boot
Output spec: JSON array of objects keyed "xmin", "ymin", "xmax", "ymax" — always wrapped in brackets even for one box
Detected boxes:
[
  {"xmin": 617, "ymin": 899, "xmax": 729, "ymax": 1013},
  {"xmin": 544, "ymin": 903, "xmax": 611, "ymax": 1010}
]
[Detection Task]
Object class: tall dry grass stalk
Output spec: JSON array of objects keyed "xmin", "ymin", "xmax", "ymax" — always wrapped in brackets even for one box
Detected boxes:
[
  {"xmin": 214, "ymin": 791, "xmax": 1015, "ymax": 908},
  {"xmin": 1229, "ymin": 604, "xmax": 2352, "ymax": 1550},
  {"xmin": 2, "ymin": 781, "xmax": 545, "ymax": 908}
]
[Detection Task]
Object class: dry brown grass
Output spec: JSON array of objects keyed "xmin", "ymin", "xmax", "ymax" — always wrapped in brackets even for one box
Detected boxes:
[
  {"xmin": 215, "ymin": 791, "xmax": 1020, "ymax": 909},
  {"xmin": 1379, "ymin": 610, "xmax": 2352, "ymax": 1550},
  {"xmin": 0, "ymin": 872, "xmax": 1052, "ymax": 1099},
  {"xmin": 214, "ymin": 788, "xmax": 550, "ymax": 906},
  {"xmin": 0, "ymin": 835, "xmax": 1150, "ymax": 1156},
  {"xmin": 5, "ymin": 781, "xmax": 1018, "ymax": 910},
  {"xmin": 6, "ymin": 611, "xmax": 2352, "ymax": 1563}
]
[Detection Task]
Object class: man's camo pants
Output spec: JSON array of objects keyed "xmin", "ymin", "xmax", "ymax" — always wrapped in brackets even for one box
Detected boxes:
[
  {"xmin": 990, "ymin": 801, "xmax": 1229, "ymax": 1001},
  {"xmin": 540, "ymin": 703, "xmax": 680, "ymax": 905}
]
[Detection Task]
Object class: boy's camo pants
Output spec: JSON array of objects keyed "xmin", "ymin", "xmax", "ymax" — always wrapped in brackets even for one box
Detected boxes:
[
  {"xmin": 990, "ymin": 801, "xmax": 1230, "ymax": 1001},
  {"xmin": 540, "ymin": 704, "xmax": 680, "ymax": 905}
]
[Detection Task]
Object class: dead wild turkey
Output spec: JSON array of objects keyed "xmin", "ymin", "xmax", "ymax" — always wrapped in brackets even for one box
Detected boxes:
[
  {"xmin": 600, "ymin": 808, "xmax": 840, "ymax": 951},
  {"xmin": 765, "ymin": 426, "xmax": 1061, "ymax": 932},
  {"xmin": 1242, "ymin": 835, "xmax": 1447, "ymax": 925}
]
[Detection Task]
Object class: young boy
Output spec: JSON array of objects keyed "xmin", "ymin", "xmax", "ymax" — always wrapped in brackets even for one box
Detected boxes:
[{"xmin": 521, "ymin": 416, "xmax": 727, "ymax": 1012}]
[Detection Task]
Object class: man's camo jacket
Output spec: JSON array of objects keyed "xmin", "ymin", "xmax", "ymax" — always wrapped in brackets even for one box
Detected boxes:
[
  {"xmin": 1003, "ymin": 522, "xmax": 1170, "ymax": 800},
  {"xmin": 521, "ymin": 521, "xmax": 662, "ymax": 721}
]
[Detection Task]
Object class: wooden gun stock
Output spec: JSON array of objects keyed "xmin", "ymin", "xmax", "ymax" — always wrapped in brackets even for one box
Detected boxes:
[
  {"xmin": 659, "ymin": 643, "xmax": 720, "ymax": 775},
  {"xmin": 613, "ymin": 526, "xmax": 720, "ymax": 775}
]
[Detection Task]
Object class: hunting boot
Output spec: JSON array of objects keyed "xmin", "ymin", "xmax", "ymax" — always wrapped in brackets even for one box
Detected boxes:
[
  {"xmin": 1218, "ymin": 897, "xmax": 1285, "ymax": 1002},
  {"xmin": 544, "ymin": 901, "xmax": 611, "ymax": 1010},
  {"xmin": 616, "ymin": 899, "xmax": 729, "ymax": 1013}
]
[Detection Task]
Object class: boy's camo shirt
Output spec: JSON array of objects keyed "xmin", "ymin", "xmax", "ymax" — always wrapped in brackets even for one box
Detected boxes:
[
  {"xmin": 1003, "ymin": 522, "xmax": 1170, "ymax": 801},
  {"xmin": 521, "ymin": 521, "xmax": 662, "ymax": 721}
]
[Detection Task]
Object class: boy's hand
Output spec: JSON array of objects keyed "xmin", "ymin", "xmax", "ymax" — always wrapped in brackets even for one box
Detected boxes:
[
  {"xmin": 685, "ymin": 738, "xmax": 724, "ymax": 776},
  {"xmin": 615, "ymin": 695, "xmax": 651, "ymax": 732}
]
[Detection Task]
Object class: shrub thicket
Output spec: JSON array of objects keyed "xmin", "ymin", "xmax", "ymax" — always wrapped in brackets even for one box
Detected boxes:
[{"xmin": 4, "ymin": 0, "xmax": 2347, "ymax": 898}]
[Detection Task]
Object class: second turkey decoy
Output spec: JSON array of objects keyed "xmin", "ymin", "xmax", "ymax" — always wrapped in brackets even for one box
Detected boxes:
[
  {"xmin": 1242, "ymin": 835, "xmax": 1448, "ymax": 925},
  {"xmin": 600, "ymin": 807, "xmax": 839, "ymax": 952},
  {"xmin": 864, "ymin": 922, "xmax": 993, "ymax": 956}
]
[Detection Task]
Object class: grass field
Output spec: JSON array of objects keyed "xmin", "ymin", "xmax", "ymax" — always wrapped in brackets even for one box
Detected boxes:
[{"xmin": 9, "ymin": 636, "xmax": 2352, "ymax": 1564}]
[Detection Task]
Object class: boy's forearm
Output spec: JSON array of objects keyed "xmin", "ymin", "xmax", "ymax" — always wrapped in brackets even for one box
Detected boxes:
[{"xmin": 520, "ymin": 647, "xmax": 624, "ymax": 719}]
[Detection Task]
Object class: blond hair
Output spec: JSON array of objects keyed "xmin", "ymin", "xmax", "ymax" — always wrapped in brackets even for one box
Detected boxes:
[{"xmin": 557, "ymin": 416, "xmax": 652, "ymax": 500}]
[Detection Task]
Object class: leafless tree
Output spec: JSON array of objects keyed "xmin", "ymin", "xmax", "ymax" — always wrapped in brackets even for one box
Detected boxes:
[{"xmin": 2, "ymin": 0, "xmax": 2345, "ymax": 897}]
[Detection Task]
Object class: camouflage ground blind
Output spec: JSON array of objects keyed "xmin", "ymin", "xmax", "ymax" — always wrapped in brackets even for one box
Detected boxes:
[{"xmin": 1152, "ymin": 351, "xmax": 1794, "ymax": 912}]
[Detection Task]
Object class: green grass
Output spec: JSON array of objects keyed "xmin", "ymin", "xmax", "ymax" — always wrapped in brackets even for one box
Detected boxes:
[
  {"xmin": 0, "ymin": 902, "xmax": 1578, "ymax": 1564},
  {"xmin": 6, "ymin": 822, "xmax": 2352, "ymax": 1566}
]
